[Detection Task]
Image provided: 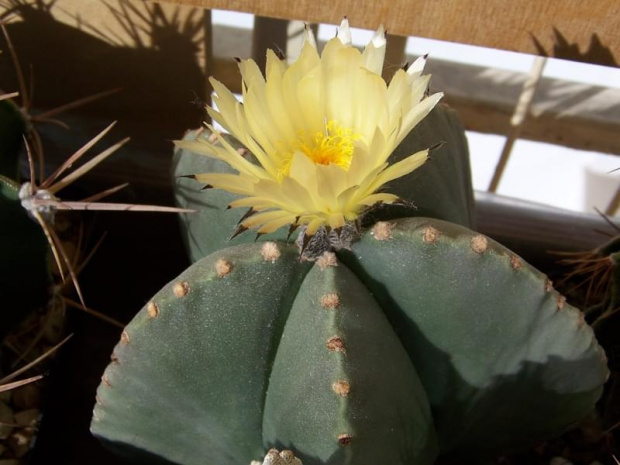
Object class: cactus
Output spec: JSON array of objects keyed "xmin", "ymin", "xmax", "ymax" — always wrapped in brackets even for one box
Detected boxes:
[
  {"xmin": 0, "ymin": 174, "xmax": 51, "ymax": 339},
  {"xmin": 252, "ymin": 449, "xmax": 303, "ymax": 465},
  {"xmin": 0, "ymin": 96, "xmax": 51, "ymax": 339},
  {"xmin": 0, "ymin": 99, "xmax": 28, "ymax": 180},
  {"xmin": 557, "ymin": 233, "xmax": 620, "ymax": 428},
  {"xmin": 92, "ymin": 20, "xmax": 607, "ymax": 465},
  {"xmin": 91, "ymin": 218, "xmax": 607, "ymax": 464}
]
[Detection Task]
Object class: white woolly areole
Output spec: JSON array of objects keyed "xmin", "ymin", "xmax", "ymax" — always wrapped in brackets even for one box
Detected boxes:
[
  {"xmin": 19, "ymin": 182, "xmax": 59, "ymax": 222},
  {"xmin": 252, "ymin": 448, "xmax": 303, "ymax": 465}
]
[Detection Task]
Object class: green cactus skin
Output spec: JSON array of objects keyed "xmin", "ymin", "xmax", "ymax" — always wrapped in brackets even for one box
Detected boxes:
[
  {"xmin": 91, "ymin": 241, "xmax": 438, "ymax": 465},
  {"xmin": 172, "ymin": 104, "xmax": 475, "ymax": 263},
  {"xmin": 91, "ymin": 218, "xmax": 607, "ymax": 465},
  {"xmin": 339, "ymin": 218, "xmax": 608, "ymax": 457},
  {"xmin": 0, "ymin": 99, "xmax": 50, "ymax": 340},
  {"xmin": 0, "ymin": 175, "xmax": 51, "ymax": 339},
  {"xmin": 262, "ymin": 259, "xmax": 437, "ymax": 465},
  {"xmin": 0, "ymin": 99, "xmax": 28, "ymax": 181}
]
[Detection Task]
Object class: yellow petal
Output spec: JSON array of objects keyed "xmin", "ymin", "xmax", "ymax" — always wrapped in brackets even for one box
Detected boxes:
[
  {"xmin": 288, "ymin": 151, "xmax": 319, "ymax": 199},
  {"xmin": 362, "ymin": 25, "xmax": 386, "ymax": 75},
  {"xmin": 305, "ymin": 217, "xmax": 324, "ymax": 235},
  {"xmin": 193, "ymin": 173, "xmax": 255, "ymax": 195},
  {"xmin": 328, "ymin": 212, "xmax": 346, "ymax": 229},
  {"xmin": 407, "ymin": 55, "xmax": 428, "ymax": 82},
  {"xmin": 296, "ymin": 69, "xmax": 325, "ymax": 135},
  {"xmin": 257, "ymin": 214, "xmax": 297, "ymax": 234},
  {"xmin": 254, "ymin": 177, "xmax": 318, "ymax": 213},
  {"xmin": 227, "ymin": 196, "xmax": 276, "ymax": 211},
  {"xmin": 358, "ymin": 192, "xmax": 399, "ymax": 206},
  {"xmin": 242, "ymin": 210, "xmax": 290, "ymax": 229},
  {"xmin": 316, "ymin": 163, "xmax": 349, "ymax": 206},
  {"xmin": 387, "ymin": 69, "xmax": 410, "ymax": 119},
  {"xmin": 238, "ymin": 58, "xmax": 265, "ymax": 91},
  {"xmin": 303, "ymin": 23, "xmax": 317, "ymax": 49},
  {"xmin": 336, "ymin": 18, "xmax": 352, "ymax": 45},
  {"xmin": 396, "ymin": 93, "xmax": 443, "ymax": 146},
  {"xmin": 352, "ymin": 69, "xmax": 388, "ymax": 142},
  {"xmin": 280, "ymin": 43, "xmax": 320, "ymax": 132},
  {"xmin": 409, "ymin": 74, "xmax": 431, "ymax": 105},
  {"xmin": 323, "ymin": 45, "xmax": 362, "ymax": 128},
  {"xmin": 369, "ymin": 150, "xmax": 429, "ymax": 192}
]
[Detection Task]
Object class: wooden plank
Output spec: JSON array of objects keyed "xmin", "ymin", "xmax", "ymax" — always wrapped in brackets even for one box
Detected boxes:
[
  {"xmin": 150, "ymin": 0, "xmax": 620, "ymax": 67},
  {"xmin": 488, "ymin": 57, "xmax": 547, "ymax": 192}
]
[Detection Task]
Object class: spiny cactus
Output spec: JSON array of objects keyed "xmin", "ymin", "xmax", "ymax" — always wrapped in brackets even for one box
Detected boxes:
[
  {"xmin": 91, "ymin": 218, "xmax": 607, "ymax": 465},
  {"xmin": 0, "ymin": 173, "xmax": 50, "ymax": 339},
  {"xmin": 558, "ymin": 232, "xmax": 620, "ymax": 428},
  {"xmin": 0, "ymin": 93, "xmax": 51, "ymax": 338}
]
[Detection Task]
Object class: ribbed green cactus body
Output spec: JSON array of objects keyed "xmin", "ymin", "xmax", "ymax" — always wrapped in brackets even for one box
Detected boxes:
[
  {"xmin": 262, "ymin": 261, "xmax": 437, "ymax": 465},
  {"xmin": 172, "ymin": 105, "xmax": 475, "ymax": 263},
  {"xmin": 92, "ymin": 239, "xmax": 437, "ymax": 465},
  {"xmin": 91, "ymin": 218, "xmax": 607, "ymax": 465},
  {"xmin": 0, "ymin": 175, "xmax": 51, "ymax": 339},
  {"xmin": 340, "ymin": 218, "xmax": 608, "ymax": 456}
]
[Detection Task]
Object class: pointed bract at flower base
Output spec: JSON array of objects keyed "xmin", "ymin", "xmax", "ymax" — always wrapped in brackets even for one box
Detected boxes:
[{"xmin": 176, "ymin": 19, "xmax": 442, "ymax": 253}]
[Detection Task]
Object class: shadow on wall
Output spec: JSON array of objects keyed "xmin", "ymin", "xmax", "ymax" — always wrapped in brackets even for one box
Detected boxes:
[
  {"xmin": 531, "ymin": 28, "xmax": 618, "ymax": 67},
  {"xmin": 0, "ymin": 0, "xmax": 207, "ymax": 199}
]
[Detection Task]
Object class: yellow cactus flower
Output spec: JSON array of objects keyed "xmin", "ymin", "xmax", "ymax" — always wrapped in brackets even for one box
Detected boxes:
[{"xmin": 177, "ymin": 19, "xmax": 442, "ymax": 242}]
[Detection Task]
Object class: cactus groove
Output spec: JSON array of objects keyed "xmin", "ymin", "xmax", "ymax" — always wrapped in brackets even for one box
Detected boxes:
[{"xmin": 92, "ymin": 219, "xmax": 608, "ymax": 464}]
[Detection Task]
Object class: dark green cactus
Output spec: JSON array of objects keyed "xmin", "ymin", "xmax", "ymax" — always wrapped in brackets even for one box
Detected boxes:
[
  {"xmin": 0, "ymin": 174, "xmax": 51, "ymax": 339},
  {"xmin": 556, "ymin": 235, "xmax": 620, "ymax": 428},
  {"xmin": 172, "ymin": 105, "xmax": 475, "ymax": 263},
  {"xmin": 91, "ymin": 218, "xmax": 607, "ymax": 464},
  {"xmin": 0, "ymin": 99, "xmax": 27, "ymax": 180},
  {"xmin": 0, "ymin": 96, "xmax": 51, "ymax": 338}
]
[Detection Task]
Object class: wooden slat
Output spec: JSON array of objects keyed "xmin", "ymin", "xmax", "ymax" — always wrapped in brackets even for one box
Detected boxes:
[
  {"xmin": 150, "ymin": 0, "xmax": 620, "ymax": 67},
  {"xmin": 488, "ymin": 57, "xmax": 547, "ymax": 192}
]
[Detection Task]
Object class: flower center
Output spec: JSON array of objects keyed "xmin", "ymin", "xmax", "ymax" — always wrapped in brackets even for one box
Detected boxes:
[
  {"xmin": 276, "ymin": 121, "xmax": 359, "ymax": 181},
  {"xmin": 299, "ymin": 121, "xmax": 358, "ymax": 170}
]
